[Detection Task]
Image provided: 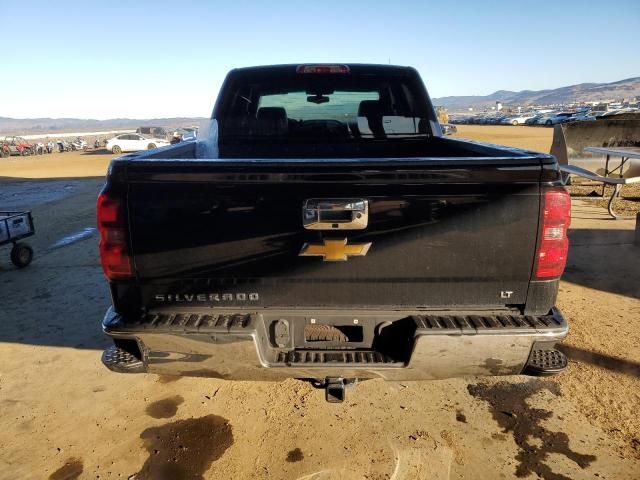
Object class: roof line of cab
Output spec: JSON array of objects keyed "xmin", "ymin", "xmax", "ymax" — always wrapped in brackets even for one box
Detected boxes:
[{"xmin": 228, "ymin": 63, "xmax": 417, "ymax": 76}]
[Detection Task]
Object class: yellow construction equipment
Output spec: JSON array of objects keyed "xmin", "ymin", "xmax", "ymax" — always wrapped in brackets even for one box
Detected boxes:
[{"xmin": 435, "ymin": 106, "xmax": 449, "ymax": 125}]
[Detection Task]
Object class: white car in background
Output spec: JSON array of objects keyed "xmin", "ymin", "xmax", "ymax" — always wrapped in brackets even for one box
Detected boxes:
[
  {"xmin": 106, "ymin": 133, "xmax": 169, "ymax": 154},
  {"xmin": 501, "ymin": 113, "xmax": 537, "ymax": 125},
  {"xmin": 543, "ymin": 112, "xmax": 575, "ymax": 125}
]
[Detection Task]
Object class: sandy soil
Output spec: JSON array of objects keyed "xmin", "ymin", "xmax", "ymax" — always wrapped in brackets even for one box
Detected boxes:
[
  {"xmin": 1, "ymin": 131, "xmax": 639, "ymax": 479},
  {"xmin": 452, "ymin": 125, "xmax": 554, "ymax": 153},
  {"xmin": 0, "ymin": 149, "xmax": 116, "ymax": 179},
  {"xmin": 568, "ymin": 184, "xmax": 640, "ymax": 217}
]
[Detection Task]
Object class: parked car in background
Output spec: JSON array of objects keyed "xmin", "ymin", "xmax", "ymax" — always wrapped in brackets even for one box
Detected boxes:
[
  {"xmin": 33, "ymin": 142, "xmax": 46, "ymax": 155},
  {"xmin": 70, "ymin": 138, "xmax": 88, "ymax": 151},
  {"xmin": 567, "ymin": 112, "xmax": 596, "ymax": 122},
  {"xmin": 530, "ymin": 113, "xmax": 557, "ymax": 125},
  {"xmin": 596, "ymin": 108, "xmax": 640, "ymax": 118},
  {"xmin": 137, "ymin": 126, "xmax": 168, "ymax": 139},
  {"xmin": 544, "ymin": 112, "xmax": 575, "ymax": 125},
  {"xmin": 57, "ymin": 140, "xmax": 72, "ymax": 152},
  {"xmin": 441, "ymin": 123, "xmax": 457, "ymax": 135},
  {"xmin": 180, "ymin": 127, "xmax": 198, "ymax": 141},
  {"xmin": 2, "ymin": 136, "xmax": 33, "ymax": 156},
  {"xmin": 445, "ymin": 108, "xmax": 618, "ymax": 126},
  {"xmin": 524, "ymin": 113, "xmax": 553, "ymax": 125},
  {"xmin": 525, "ymin": 114, "xmax": 544, "ymax": 125},
  {"xmin": 502, "ymin": 113, "xmax": 537, "ymax": 125},
  {"xmin": 479, "ymin": 115, "xmax": 505, "ymax": 125},
  {"xmin": 171, "ymin": 127, "xmax": 199, "ymax": 144},
  {"xmin": 106, "ymin": 133, "xmax": 169, "ymax": 154}
]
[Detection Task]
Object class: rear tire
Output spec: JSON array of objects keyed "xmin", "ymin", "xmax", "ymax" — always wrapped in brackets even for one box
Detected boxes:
[
  {"xmin": 147, "ymin": 143, "xmax": 157, "ymax": 150},
  {"xmin": 10, "ymin": 243, "xmax": 33, "ymax": 268},
  {"xmin": 112, "ymin": 145, "xmax": 122, "ymax": 154},
  {"xmin": 511, "ymin": 120, "xmax": 518, "ymax": 126},
  {"xmin": 545, "ymin": 120, "xmax": 552, "ymax": 126}
]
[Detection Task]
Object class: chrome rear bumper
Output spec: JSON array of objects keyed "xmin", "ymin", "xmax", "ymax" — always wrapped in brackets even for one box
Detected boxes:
[{"xmin": 102, "ymin": 307, "xmax": 568, "ymax": 381}]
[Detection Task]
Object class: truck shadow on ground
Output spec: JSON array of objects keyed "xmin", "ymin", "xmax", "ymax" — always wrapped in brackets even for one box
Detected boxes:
[
  {"xmin": 0, "ymin": 264, "xmax": 111, "ymax": 350},
  {"xmin": 81, "ymin": 149, "xmax": 112, "ymax": 156},
  {"xmin": 564, "ymin": 228, "xmax": 639, "ymax": 299},
  {"xmin": 559, "ymin": 345, "xmax": 640, "ymax": 378},
  {"xmin": 0, "ymin": 176, "xmax": 110, "ymax": 349},
  {"xmin": 0, "ymin": 315, "xmax": 111, "ymax": 350}
]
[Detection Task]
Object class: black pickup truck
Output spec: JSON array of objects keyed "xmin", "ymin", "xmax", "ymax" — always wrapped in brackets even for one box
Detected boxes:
[{"xmin": 98, "ymin": 64, "xmax": 570, "ymax": 402}]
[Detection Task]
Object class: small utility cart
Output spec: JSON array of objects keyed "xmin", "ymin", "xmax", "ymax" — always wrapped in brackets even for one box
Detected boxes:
[{"xmin": 0, "ymin": 211, "xmax": 35, "ymax": 268}]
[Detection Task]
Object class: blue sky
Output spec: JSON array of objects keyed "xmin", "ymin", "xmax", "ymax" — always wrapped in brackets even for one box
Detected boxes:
[{"xmin": 2, "ymin": 0, "xmax": 639, "ymax": 119}]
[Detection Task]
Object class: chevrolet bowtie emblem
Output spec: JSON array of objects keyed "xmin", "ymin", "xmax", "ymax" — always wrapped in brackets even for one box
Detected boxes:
[{"xmin": 299, "ymin": 238, "xmax": 371, "ymax": 262}]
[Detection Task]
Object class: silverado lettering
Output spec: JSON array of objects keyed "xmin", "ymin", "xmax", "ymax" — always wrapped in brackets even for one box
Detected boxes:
[
  {"xmin": 98, "ymin": 64, "xmax": 571, "ymax": 403},
  {"xmin": 154, "ymin": 293, "xmax": 260, "ymax": 302}
]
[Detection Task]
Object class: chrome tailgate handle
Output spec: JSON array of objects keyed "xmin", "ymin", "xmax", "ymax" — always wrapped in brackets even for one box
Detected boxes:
[{"xmin": 303, "ymin": 198, "xmax": 369, "ymax": 230}]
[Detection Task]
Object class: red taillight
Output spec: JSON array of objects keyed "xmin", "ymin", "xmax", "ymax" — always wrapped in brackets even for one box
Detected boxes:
[
  {"xmin": 535, "ymin": 187, "xmax": 571, "ymax": 279},
  {"xmin": 97, "ymin": 192, "xmax": 133, "ymax": 280},
  {"xmin": 296, "ymin": 64, "xmax": 350, "ymax": 74}
]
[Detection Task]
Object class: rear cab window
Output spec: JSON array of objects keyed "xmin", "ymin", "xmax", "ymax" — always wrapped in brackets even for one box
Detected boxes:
[{"xmin": 216, "ymin": 65, "xmax": 435, "ymax": 150}]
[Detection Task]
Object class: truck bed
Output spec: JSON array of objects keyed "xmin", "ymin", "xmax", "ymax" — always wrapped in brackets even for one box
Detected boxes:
[{"xmin": 123, "ymin": 134, "xmax": 556, "ymax": 163}]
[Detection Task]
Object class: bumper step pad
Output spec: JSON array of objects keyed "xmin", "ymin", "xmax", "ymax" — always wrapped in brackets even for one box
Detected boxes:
[
  {"xmin": 276, "ymin": 350, "xmax": 402, "ymax": 366},
  {"xmin": 102, "ymin": 345, "xmax": 145, "ymax": 374},
  {"xmin": 524, "ymin": 349, "xmax": 568, "ymax": 376},
  {"xmin": 105, "ymin": 312, "xmax": 254, "ymax": 334},
  {"xmin": 413, "ymin": 310, "xmax": 566, "ymax": 334}
]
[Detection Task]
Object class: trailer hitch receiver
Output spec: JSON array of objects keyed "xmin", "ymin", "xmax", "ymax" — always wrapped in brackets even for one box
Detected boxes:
[{"xmin": 325, "ymin": 377, "xmax": 346, "ymax": 403}]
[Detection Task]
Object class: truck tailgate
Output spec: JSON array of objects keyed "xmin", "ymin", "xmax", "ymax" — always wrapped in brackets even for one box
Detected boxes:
[{"xmin": 126, "ymin": 159, "xmax": 541, "ymax": 310}]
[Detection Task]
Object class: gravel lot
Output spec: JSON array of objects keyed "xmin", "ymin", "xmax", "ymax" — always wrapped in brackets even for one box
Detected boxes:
[{"xmin": 1, "ymin": 133, "xmax": 639, "ymax": 479}]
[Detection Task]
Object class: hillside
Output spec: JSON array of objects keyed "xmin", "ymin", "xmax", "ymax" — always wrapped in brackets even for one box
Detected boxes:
[
  {"xmin": 433, "ymin": 77, "xmax": 640, "ymax": 110},
  {"xmin": 0, "ymin": 117, "xmax": 207, "ymax": 135}
]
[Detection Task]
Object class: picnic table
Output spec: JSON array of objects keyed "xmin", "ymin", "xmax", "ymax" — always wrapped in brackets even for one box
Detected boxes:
[
  {"xmin": 584, "ymin": 146, "xmax": 640, "ymax": 183},
  {"xmin": 561, "ymin": 146, "xmax": 640, "ymax": 219}
]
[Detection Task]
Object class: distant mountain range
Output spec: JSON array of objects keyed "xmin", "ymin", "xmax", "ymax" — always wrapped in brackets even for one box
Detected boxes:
[
  {"xmin": 0, "ymin": 117, "xmax": 207, "ymax": 135},
  {"xmin": 433, "ymin": 77, "xmax": 640, "ymax": 110},
  {"xmin": 2, "ymin": 76, "xmax": 639, "ymax": 134}
]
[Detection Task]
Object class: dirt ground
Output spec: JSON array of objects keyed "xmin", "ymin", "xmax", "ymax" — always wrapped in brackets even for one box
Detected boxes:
[
  {"xmin": 1, "ymin": 133, "xmax": 639, "ymax": 479},
  {"xmin": 453, "ymin": 124, "xmax": 554, "ymax": 153},
  {"xmin": 0, "ymin": 149, "xmax": 116, "ymax": 179}
]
